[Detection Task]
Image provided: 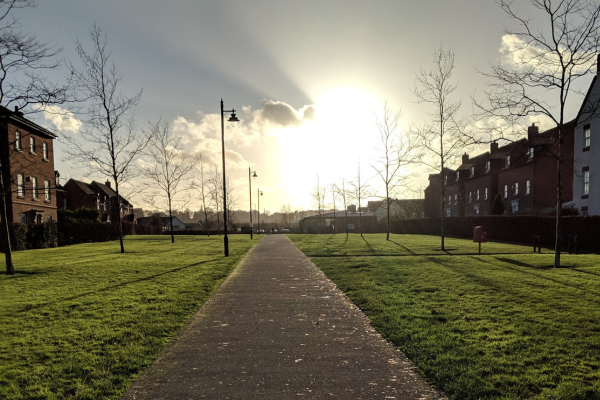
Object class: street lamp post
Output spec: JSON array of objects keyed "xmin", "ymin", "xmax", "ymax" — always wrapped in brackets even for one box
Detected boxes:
[
  {"xmin": 220, "ymin": 99, "xmax": 239, "ymax": 257},
  {"xmin": 257, "ymin": 189, "xmax": 263, "ymax": 234},
  {"xmin": 249, "ymin": 168, "xmax": 257, "ymax": 239}
]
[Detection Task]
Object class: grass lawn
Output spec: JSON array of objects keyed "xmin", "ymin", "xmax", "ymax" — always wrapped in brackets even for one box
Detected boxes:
[
  {"xmin": 288, "ymin": 233, "xmax": 600, "ymax": 400},
  {"xmin": 0, "ymin": 235, "xmax": 255, "ymax": 400}
]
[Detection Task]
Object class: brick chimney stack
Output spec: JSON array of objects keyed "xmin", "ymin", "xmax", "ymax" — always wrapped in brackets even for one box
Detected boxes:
[
  {"xmin": 527, "ymin": 123, "xmax": 539, "ymax": 140},
  {"xmin": 462, "ymin": 153, "xmax": 469, "ymax": 164},
  {"xmin": 490, "ymin": 141, "xmax": 499, "ymax": 153},
  {"xmin": 105, "ymin": 180, "xmax": 111, "ymax": 188}
]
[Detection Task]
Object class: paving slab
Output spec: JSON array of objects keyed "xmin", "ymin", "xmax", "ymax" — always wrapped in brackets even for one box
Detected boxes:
[{"xmin": 121, "ymin": 234, "xmax": 446, "ymax": 400}]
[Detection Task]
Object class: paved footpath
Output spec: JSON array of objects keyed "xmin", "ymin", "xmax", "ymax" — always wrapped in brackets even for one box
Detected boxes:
[{"xmin": 121, "ymin": 235, "xmax": 446, "ymax": 400}]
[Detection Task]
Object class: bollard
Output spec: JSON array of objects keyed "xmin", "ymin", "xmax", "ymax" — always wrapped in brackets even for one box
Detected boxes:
[
  {"xmin": 575, "ymin": 235, "xmax": 578, "ymax": 255},
  {"xmin": 537, "ymin": 235, "xmax": 542, "ymax": 254},
  {"xmin": 568, "ymin": 235, "xmax": 572, "ymax": 254},
  {"xmin": 533, "ymin": 235, "xmax": 537, "ymax": 252}
]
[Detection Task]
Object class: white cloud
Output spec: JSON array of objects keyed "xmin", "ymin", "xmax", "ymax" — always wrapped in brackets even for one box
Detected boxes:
[{"xmin": 35, "ymin": 104, "xmax": 82, "ymax": 133}]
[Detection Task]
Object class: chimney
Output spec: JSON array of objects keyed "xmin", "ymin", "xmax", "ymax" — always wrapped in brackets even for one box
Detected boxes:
[
  {"xmin": 527, "ymin": 123, "xmax": 539, "ymax": 140},
  {"xmin": 347, "ymin": 204, "xmax": 357, "ymax": 213},
  {"xmin": 13, "ymin": 106, "xmax": 23, "ymax": 117},
  {"xmin": 597, "ymin": 54, "xmax": 600, "ymax": 74},
  {"xmin": 490, "ymin": 141, "xmax": 499, "ymax": 153},
  {"xmin": 462, "ymin": 153, "xmax": 469, "ymax": 164},
  {"xmin": 105, "ymin": 180, "xmax": 111, "ymax": 188}
]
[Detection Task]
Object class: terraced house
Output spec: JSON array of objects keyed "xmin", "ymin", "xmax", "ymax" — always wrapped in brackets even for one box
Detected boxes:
[{"xmin": 0, "ymin": 106, "xmax": 58, "ymax": 224}]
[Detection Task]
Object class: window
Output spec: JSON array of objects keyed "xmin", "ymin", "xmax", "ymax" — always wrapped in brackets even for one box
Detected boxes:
[
  {"xmin": 19, "ymin": 213, "xmax": 26, "ymax": 223},
  {"xmin": 476, "ymin": 189, "xmax": 480, "ymax": 201},
  {"xmin": 528, "ymin": 147, "xmax": 534, "ymax": 159},
  {"xmin": 456, "ymin": 171, "xmax": 460, "ymax": 181},
  {"xmin": 44, "ymin": 180, "xmax": 51, "ymax": 201},
  {"xmin": 484, "ymin": 188, "xmax": 488, "ymax": 200},
  {"xmin": 446, "ymin": 208, "xmax": 451, "ymax": 217},
  {"xmin": 583, "ymin": 168, "xmax": 590, "ymax": 196},
  {"xmin": 469, "ymin": 191, "xmax": 472, "ymax": 203},
  {"xmin": 474, "ymin": 205, "xmax": 480, "ymax": 215},
  {"xmin": 506, "ymin": 155, "xmax": 511, "ymax": 167},
  {"xmin": 454, "ymin": 194, "xmax": 458, "ymax": 204},
  {"xmin": 46, "ymin": 215, "xmax": 52, "ymax": 223},
  {"xmin": 43, "ymin": 142, "xmax": 48, "ymax": 160},
  {"xmin": 448, "ymin": 195, "xmax": 451, "ymax": 204},
  {"xmin": 30, "ymin": 136, "xmax": 35, "ymax": 154},
  {"xmin": 582, "ymin": 206, "xmax": 589, "ymax": 216},
  {"xmin": 584, "ymin": 125, "xmax": 591, "ymax": 149},
  {"xmin": 504, "ymin": 184, "xmax": 508, "ymax": 198},
  {"xmin": 511, "ymin": 200, "xmax": 519, "ymax": 213},
  {"xmin": 31, "ymin": 176, "xmax": 38, "ymax": 198},
  {"xmin": 526, "ymin": 180, "xmax": 531, "ymax": 195},
  {"xmin": 444, "ymin": 175, "xmax": 448, "ymax": 185},
  {"xmin": 514, "ymin": 182, "xmax": 519, "ymax": 196},
  {"xmin": 470, "ymin": 166, "xmax": 475, "ymax": 177},
  {"xmin": 485, "ymin": 160, "xmax": 490, "ymax": 172},
  {"xmin": 15, "ymin": 131, "xmax": 21, "ymax": 150},
  {"xmin": 17, "ymin": 174, "xmax": 24, "ymax": 197}
]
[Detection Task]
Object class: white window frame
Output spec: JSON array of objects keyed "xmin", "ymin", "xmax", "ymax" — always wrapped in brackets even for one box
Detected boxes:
[
  {"xmin": 446, "ymin": 208, "xmax": 451, "ymax": 217},
  {"xmin": 470, "ymin": 166, "xmax": 475, "ymax": 177},
  {"xmin": 585, "ymin": 126, "xmax": 591, "ymax": 148},
  {"xmin": 469, "ymin": 191, "xmax": 472, "ymax": 203},
  {"xmin": 44, "ymin": 180, "xmax": 51, "ymax": 201},
  {"xmin": 484, "ymin": 188, "xmax": 488, "ymax": 200},
  {"xmin": 476, "ymin": 189, "xmax": 480, "ymax": 201},
  {"xmin": 486, "ymin": 160, "xmax": 490, "ymax": 172},
  {"xmin": 454, "ymin": 194, "xmax": 458, "ymax": 205},
  {"xmin": 30, "ymin": 136, "xmax": 35, "ymax": 154},
  {"xmin": 514, "ymin": 182, "xmax": 519, "ymax": 196},
  {"xmin": 511, "ymin": 200, "xmax": 519, "ymax": 213},
  {"xmin": 43, "ymin": 142, "xmax": 48, "ymax": 160},
  {"xmin": 504, "ymin": 185, "xmax": 508, "ymax": 198},
  {"xmin": 31, "ymin": 176, "xmax": 38, "ymax": 198},
  {"xmin": 506, "ymin": 155, "xmax": 511, "ymax": 167},
  {"xmin": 455, "ymin": 171, "xmax": 460, "ymax": 181},
  {"xmin": 526, "ymin": 180, "xmax": 531, "ymax": 195},
  {"xmin": 583, "ymin": 170, "xmax": 590, "ymax": 195},
  {"xmin": 444, "ymin": 175, "xmax": 448, "ymax": 185},
  {"xmin": 528, "ymin": 147, "xmax": 534, "ymax": 159},
  {"xmin": 15, "ymin": 131, "xmax": 21, "ymax": 151},
  {"xmin": 17, "ymin": 173, "xmax": 24, "ymax": 197}
]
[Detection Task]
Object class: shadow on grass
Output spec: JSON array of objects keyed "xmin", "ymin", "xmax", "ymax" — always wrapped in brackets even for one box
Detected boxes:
[
  {"xmin": 496, "ymin": 257, "xmax": 575, "ymax": 270},
  {"xmin": 388, "ymin": 240, "xmax": 416, "ymax": 255},
  {"xmin": 11, "ymin": 258, "xmax": 220, "ymax": 314},
  {"xmin": 361, "ymin": 236, "xmax": 375, "ymax": 253}
]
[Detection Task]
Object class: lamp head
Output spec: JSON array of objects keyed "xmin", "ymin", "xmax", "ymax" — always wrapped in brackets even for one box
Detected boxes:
[
  {"xmin": 260, "ymin": 191, "xmax": 263, "ymax": 196},
  {"xmin": 252, "ymin": 171, "xmax": 257, "ymax": 178},
  {"xmin": 228, "ymin": 111, "xmax": 240, "ymax": 127}
]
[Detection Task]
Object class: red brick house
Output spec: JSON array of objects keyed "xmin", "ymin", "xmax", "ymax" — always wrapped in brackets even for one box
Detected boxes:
[
  {"xmin": 0, "ymin": 106, "xmax": 58, "ymax": 224},
  {"xmin": 423, "ymin": 122, "xmax": 575, "ymax": 217},
  {"xmin": 60, "ymin": 178, "xmax": 134, "ymax": 223}
]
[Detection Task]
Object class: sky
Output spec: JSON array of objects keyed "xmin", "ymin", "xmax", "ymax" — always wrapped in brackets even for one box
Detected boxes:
[{"xmin": 16, "ymin": 0, "xmax": 596, "ymax": 215}]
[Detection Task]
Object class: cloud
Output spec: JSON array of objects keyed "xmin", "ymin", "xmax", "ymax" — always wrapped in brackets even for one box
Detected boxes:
[
  {"xmin": 34, "ymin": 105, "xmax": 82, "ymax": 133},
  {"xmin": 500, "ymin": 34, "xmax": 595, "ymax": 74},
  {"xmin": 256, "ymin": 100, "xmax": 316, "ymax": 127}
]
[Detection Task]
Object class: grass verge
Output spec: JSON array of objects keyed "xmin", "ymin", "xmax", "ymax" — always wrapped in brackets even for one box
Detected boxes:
[
  {"xmin": 288, "ymin": 233, "xmax": 600, "ymax": 400},
  {"xmin": 0, "ymin": 235, "xmax": 255, "ymax": 400}
]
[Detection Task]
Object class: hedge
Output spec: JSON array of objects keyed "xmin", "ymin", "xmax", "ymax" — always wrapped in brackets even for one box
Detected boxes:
[{"xmin": 390, "ymin": 215, "xmax": 600, "ymax": 253}]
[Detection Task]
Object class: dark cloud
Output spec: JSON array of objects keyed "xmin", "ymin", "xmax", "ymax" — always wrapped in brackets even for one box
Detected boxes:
[{"xmin": 259, "ymin": 100, "xmax": 316, "ymax": 127}]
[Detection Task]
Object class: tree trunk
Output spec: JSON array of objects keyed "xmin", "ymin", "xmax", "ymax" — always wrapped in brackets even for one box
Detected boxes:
[
  {"xmin": 204, "ymin": 210, "xmax": 209, "ymax": 237},
  {"xmin": 0, "ymin": 172, "xmax": 14, "ymax": 275},
  {"xmin": 115, "ymin": 181, "xmax": 125, "ymax": 253},
  {"xmin": 168, "ymin": 195, "xmax": 175, "ymax": 243},
  {"xmin": 554, "ymin": 137, "xmax": 563, "ymax": 268}
]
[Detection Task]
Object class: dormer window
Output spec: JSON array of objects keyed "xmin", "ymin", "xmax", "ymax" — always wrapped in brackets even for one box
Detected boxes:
[
  {"xmin": 470, "ymin": 166, "xmax": 475, "ymax": 177},
  {"xmin": 506, "ymin": 155, "xmax": 511, "ymax": 168},
  {"xmin": 527, "ymin": 147, "xmax": 534, "ymax": 159},
  {"xmin": 485, "ymin": 160, "xmax": 490, "ymax": 172}
]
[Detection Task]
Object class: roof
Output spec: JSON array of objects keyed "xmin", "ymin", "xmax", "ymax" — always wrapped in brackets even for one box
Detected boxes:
[
  {"xmin": 92, "ymin": 181, "xmax": 117, "ymax": 198},
  {"xmin": 303, "ymin": 211, "xmax": 377, "ymax": 220},
  {"xmin": 66, "ymin": 178, "xmax": 95, "ymax": 196},
  {"xmin": 0, "ymin": 105, "xmax": 58, "ymax": 139},
  {"xmin": 576, "ymin": 74, "xmax": 598, "ymax": 124}
]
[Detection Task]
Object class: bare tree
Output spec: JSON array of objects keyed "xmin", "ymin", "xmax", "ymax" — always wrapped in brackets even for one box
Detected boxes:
[
  {"xmin": 209, "ymin": 165, "xmax": 222, "ymax": 235},
  {"xmin": 0, "ymin": 0, "xmax": 73, "ymax": 274},
  {"xmin": 329, "ymin": 183, "xmax": 337, "ymax": 234},
  {"xmin": 142, "ymin": 120, "xmax": 196, "ymax": 243},
  {"xmin": 280, "ymin": 203, "xmax": 293, "ymax": 227},
  {"xmin": 64, "ymin": 25, "xmax": 149, "ymax": 253},
  {"xmin": 373, "ymin": 102, "xmax": 419, "ymax": 241},
  {"xmin": 476, "ymin": 0, "xmax": 600, "ymax": 267},
  {"xmin": 335, "ymin": 178, "xmax": 352, "ymax": 238},
  {"xmin": 191, "ymin": 155, "xmax": 213, "ymax": 236},
  {"xmin": 310, "ymin": 175, "xmax": 327, "ymax": 233},
  {"xmin": 350, "ymin": 160, "xmax": 371, "ymax": 237},
  {"xmin": 412, "ymin": 45, "xmax": 466, "ymax": 251}
]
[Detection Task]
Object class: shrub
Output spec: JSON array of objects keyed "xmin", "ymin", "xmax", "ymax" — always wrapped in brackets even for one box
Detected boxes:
[
  {"xmin": 491, "ymin": 193, "xmax": 504, "ymax": 215},
  {"xmin": 58, "ymin": 207, "xmax": 101, "ymax": 223},
  {"xmin": 0, "ymin": 223, "xmax": 28, "ymax": 252},
  {"xmin": 27, "ymin": 222, "xmax": 58, "ymax": 249}
]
